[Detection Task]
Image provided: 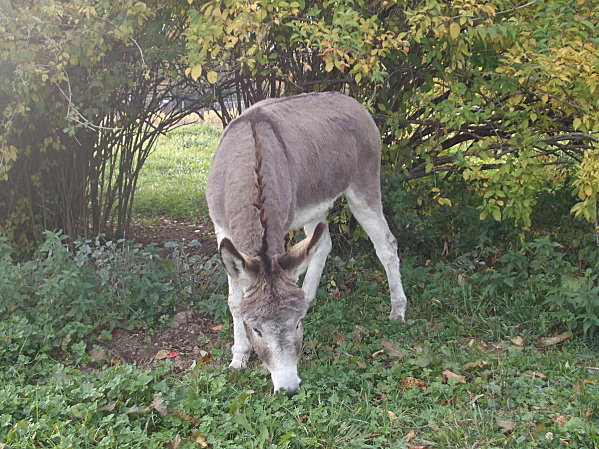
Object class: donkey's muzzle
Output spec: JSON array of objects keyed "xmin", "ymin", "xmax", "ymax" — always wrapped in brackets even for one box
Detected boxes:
[{"xmin": 271, "ymin": 365, "xmax": 301, "ymax": 397}]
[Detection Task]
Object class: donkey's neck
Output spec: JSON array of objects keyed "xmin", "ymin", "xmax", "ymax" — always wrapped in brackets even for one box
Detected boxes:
[{"xmin": 225, "ymin": 151, "xmax": 291, "ymax": 258}]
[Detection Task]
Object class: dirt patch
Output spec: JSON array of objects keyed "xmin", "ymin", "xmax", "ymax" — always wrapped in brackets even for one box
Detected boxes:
[
  {"xmin": 131, "ymin": 217, "xmax": 218, "ymax": 258},
  {"xmin": 96, "ymin": 310, "xmax": 225, "ymax": 371},
  {"xmin": 92, "ymin": 220, "xmax": 226, "ymax": 370}
]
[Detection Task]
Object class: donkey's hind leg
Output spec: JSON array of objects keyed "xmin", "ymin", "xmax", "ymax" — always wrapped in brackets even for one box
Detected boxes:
[
  {"xmin": 301, "ymin": 218, "xmax": 332, "ymax": 302},
  {"xmin": 345, "ymin": 186, "xmax": 408, "ymax": 320}
]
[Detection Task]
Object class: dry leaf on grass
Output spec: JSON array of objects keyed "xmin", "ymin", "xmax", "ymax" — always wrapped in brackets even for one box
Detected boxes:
[
  {"xmin": 381, "ymin": 340, "xmax": 402, "ymax": 356},
  {"xmin": 210, "ymin": 324, "xmax": 224, "ymax": 332},
  {"xmin": 537, "ymin": 332, "xmax": 572, "ymax": 347},
  {"xmin": 510, "ymin": 336, "xmax": 524, "ymax": 346},
  {"xmin": 386, "ymin": 409, "xmax": 399, "ymax": 422},
  {"xmin": 404, "ymin": 431, "xmax": 416, "ymax": 442},
  {"xmin": 442, "ymin": 369, "xmax": 466, "ymax": 384},
  {"xmin": 463, "ymin": 359, "xmax": 489, "ymax": 370},
  {"xmin": 151, "ymin": 395, "xmax": 168, "ymax": 417},
  {"xmin": 363, "ymin": 433, "xmax": 382, "ymax": 439},
  {"xmin": 525, "ymin": 371, "xmax": 547, "ymax": 379},
  {"xmin": 496, "ymin": 418, "xmax": 516, "ymax": 431},
  {"xmin": 371, "ymin": 349, "xmax": 385, "ymax": 358},
  {"xmin": 154, "ymin": 349, "xmax": 171, "ymax": 360},
  {"xmin": 195, "ymin": 434, "xmax": 209, "ymax": 447},
  {"xmin": 169, "ymin": 434, "xmax": 181, "ymax": 449},
  {"xmin": 400, "ymin": 377, "xmax": 427, "ymax": 389}
]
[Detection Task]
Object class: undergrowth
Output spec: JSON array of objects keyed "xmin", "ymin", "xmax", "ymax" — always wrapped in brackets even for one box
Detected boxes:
[{"xmin": 0, "ymin": 231, "xmax": 597, "ymax": 448}]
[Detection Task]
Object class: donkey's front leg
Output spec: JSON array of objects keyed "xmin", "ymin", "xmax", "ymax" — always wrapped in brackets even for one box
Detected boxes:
[
  {"xmin": 227, "ymin": 276, "xmax": 252, "ymax": 369},
  {"xmin": 301, "ymin": 219, "xmax": 332, "ymax": 302}
]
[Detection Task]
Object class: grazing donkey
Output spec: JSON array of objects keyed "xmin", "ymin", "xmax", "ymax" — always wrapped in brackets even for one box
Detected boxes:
[{"xmin": 206, "ymin": 92, "xmax": 407, "ymax": 395}]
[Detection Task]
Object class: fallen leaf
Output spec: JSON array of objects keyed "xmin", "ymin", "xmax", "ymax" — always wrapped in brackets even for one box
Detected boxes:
[
  {"xmin": 466, "ymin": 390, "xmax": 484, "ymax": 403},
  {"xmin": 99, "ymin": 402, "xmax": 116, "ymax": 412},
  {"xmin": 537, "ymin": 332, "xmax": 572, "ymax": 347},
  {"xmin": 89, "ymin": 347, "xmax": 110, "ymax": 363},
  {"xmin": 170, "ymin": 434, "xmax": 181, "ymax": 449},
  {"xmin": 408, "ymin": 445, "xmax": 428, "ymax": 449},
  {"xmin": 559, "ymin": 439, "xmax": 571, "ymax": 444},
  {"xmin": 126, "ymin": 405, "xmax": 150, "ymax": 414},
  {"xmin": 583, "ymin": 378, "xmax": 597, "ymax": 385},
  {"xmin": 211, "ymin": 324, "xmax": 224, "ymax": 332},
  {"xmin": 151, "ymin": 395, "xmax": 168, "ymax": 417},
  {"xmin": 165, "ymin": 351, "xmax": 180, "ymax": 359},
  {"xmin": 510, "ymin": 336, "xmax": 524, "ymax": 346},
  {"xmin": 463, "ymin": 359, "xmax": 489, "ymax": 370},
  {"xmin": 381, "ymin": 340, "xmax": 401, "ymax": 356},
  {"xmin": 364, "ymin": 433, "xmax": 382, "ymax": 439},
  {"xmin": 171, "ymin": 409, "xmax": 200, "ymax": 425},
  {"xmin": 386, "ymin": 409, "xmax": 398, "ymax": 422},
  {"xmin": 442, "ymin": 369, "xmax": 466, "ymax": 384},
  {"xmin": 525, "ymin": 371, "xmax": 547, "ymax": 379},
  {"xmin": 195, "ymin": 433, "xmax": 209, "ymax": 447},
  {"xmin": 555, "ymin": 415, "xmax": 567, "ymax": 426},
  {"xmin": 400, "ymin": 377, "xmax": 427, "ymax": 390},
  {"xmin": 155, "ymin": 349, "xmax": 171, "ymax": 360},
  {"xmin": 199, "ymin": 353, "xmax": 213, "ymax": 364},
  {"xmin": 371, "ymin": 349, "xmax": 385, "ymax": 358},
  {"xmin": 404, "ymin": 431, "xmax": 416, "ymax": 442},
  {"xmin": 110, "ymin": 356, "xmax": 124, "ymax": 365},
  {"xmin": 496, "ymin": 418, "xmax": 516, "ymax": 431}
]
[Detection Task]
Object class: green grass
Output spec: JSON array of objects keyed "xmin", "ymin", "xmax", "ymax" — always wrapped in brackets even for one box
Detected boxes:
[
  {"xmin": 0, "ymin": 234, "xmax": 597, "ymax": 448},
  {"xmin": 132, "ymin": 124, "xmax": 221, "ymax": 221}
]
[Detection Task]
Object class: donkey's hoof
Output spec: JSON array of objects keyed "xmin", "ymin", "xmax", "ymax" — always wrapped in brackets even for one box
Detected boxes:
[
  {"xmin": 388, "ymin": 309, "xmax": 405, "ymax": 321},
  {"xmin": 229, "ymin": 354, "xmax": 250, "ymax": 370}
]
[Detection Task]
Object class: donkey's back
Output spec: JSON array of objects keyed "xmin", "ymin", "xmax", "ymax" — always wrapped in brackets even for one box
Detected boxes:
[{"xmin": 207, "ymin": 92, "xmax": 383, "ymax": 241}]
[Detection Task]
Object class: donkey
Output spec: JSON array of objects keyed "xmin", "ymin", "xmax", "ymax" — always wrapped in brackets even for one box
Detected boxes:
[{"xmin": 206, "ymin": 92, "xmax": 408, "ymax": 395}]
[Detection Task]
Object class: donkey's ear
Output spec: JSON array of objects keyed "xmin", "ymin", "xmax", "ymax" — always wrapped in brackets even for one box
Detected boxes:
[
  {"xmin": 278, "ymin": 222, "xmax": 327, "ymax": 278},
  {"xmin": 219, "ymin": 238, "xmax": 259, "ymax": 283}
]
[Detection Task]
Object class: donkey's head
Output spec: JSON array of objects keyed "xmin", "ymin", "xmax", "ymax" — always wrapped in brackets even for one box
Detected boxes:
[{"xmin": 219, "ymin": 223, "xmax": 326, "ymax": 396}]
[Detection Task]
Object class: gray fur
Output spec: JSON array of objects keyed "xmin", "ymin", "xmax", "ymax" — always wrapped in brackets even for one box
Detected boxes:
[{"xmin": 206, "ymin": 92, "xmax": 408, "ymax": 395}]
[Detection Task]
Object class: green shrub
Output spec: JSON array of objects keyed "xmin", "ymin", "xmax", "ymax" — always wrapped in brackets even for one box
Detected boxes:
[{"xmin": 0, "ymin": 231, "xmax": 220, "ymax": 363}]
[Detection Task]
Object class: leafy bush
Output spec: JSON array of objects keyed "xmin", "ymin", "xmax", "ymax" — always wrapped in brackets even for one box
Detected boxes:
[
  {"xmin": 398, "ymin": 236, "xmax": 599, "ymax": 340},
  {"xmin": 0, "ymin": 231, "xmax": 220, "ymax": 363}
]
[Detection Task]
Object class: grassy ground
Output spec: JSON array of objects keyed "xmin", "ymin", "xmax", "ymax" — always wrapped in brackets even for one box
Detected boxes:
[
  {"xmin": 132, "ymin": 124, "xmax": 221, "ymax": 221},
  {"xmin": 0, "ymin": 126, "xmax": 597, "ymax": 448}
]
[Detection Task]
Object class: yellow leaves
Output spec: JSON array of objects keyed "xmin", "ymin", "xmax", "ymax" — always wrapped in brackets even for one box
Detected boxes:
[
  {"xmin": 206, "ymin": 71, "xmax": 218, "ymax": 84},
  {"xmin": 190, "ymin": 64, "xmax": 202, "ymax": 81},
  {"xmin": 449, "ymin": 22, "xmax": 460, "ymax": 40}
]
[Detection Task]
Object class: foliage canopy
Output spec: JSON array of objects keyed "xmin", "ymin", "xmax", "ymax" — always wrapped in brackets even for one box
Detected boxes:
[{"xmin": 185, "ymin": 0, "xmax": 599, "ymax": 232}]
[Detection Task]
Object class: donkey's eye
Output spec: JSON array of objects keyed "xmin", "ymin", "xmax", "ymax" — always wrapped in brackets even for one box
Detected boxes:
[{"xmin": 253, "ymin": 327, "xmax": 262, "ymax": 337}]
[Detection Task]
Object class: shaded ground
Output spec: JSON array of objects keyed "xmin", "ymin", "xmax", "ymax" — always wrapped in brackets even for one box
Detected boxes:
[
  {"xmin": 101, "ymin": 219, "xmax": 224, "ymax": 369},
  {"xmin": 104, "ymin": 310, "xmax": 222, "ymax": 371},
  {"xmin": 131, "ymin": 217, "xmax": 218, "ymax": 258}
]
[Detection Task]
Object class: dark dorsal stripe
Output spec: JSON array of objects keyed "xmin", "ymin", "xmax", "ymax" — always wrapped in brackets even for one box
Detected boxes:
[{"xmin": 250, "ymin": 114, "xmax": 271, "ymax": 272}]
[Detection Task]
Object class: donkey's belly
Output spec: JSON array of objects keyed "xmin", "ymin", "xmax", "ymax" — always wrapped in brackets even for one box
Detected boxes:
[{"xmin": 289, "ymin": 196, "xmax": 339, "ymax": 230}]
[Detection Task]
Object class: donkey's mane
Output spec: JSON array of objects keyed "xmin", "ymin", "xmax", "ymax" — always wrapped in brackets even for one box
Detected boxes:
[{"xmin": 250, "ymin": 116, "xmax": 271, "ymax": 272}]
